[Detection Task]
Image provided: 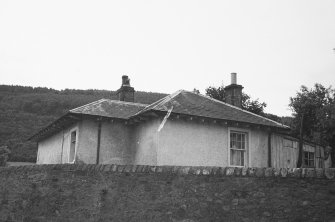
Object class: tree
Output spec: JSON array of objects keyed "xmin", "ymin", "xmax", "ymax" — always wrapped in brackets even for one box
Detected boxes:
[
  {"xmin": 289, "ymin": 83, "xmax": 335, "ymax": 167},
  {"xmin": 205, "ymin": 86, "xmax": 225, "ymax": 102},
  {"xmin": 205, "ymin": 85, "xmax": 267, "ymax": 115},
  {"xmin": 193, "ymin": 88, "xmax": 200, "ymax": 94},
  {"xmin": 0, "ymin": 146, "xmax": 10, "ymax": 166},
  {"xmin": 241, "ymin": 93, "xmax": 267, "ymax": 115}
]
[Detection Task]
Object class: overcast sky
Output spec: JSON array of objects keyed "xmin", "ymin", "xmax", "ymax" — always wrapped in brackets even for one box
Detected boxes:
[{"xmin": 1, "ymin": 0, "xmax": 335, "ymax": 116}]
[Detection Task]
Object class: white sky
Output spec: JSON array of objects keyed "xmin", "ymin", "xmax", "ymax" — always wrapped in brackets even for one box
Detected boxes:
[{"xmin": 1, "ymin": 0, "xmax": 335, "ymax": 116}]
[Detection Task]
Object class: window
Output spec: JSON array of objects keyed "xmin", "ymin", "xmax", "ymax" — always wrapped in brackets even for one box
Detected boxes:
[
  {"xmin": 69, "ymin": 131, "xmax": 77, "ymax": 163},
  {"xmin": 229, "ymin": 131, "xmax": 248, "ymax": 167},
  {"xmin": 316, "ymin": 147, "xmax": 324, "ymax": 168},
  {"xmin": 304, "ymin": 151, "xmax": 314, "ymax": 167}
]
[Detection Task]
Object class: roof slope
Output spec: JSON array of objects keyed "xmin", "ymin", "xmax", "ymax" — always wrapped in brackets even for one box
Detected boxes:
[
  {"xmin": 29, "ymin": 99, "xmax": 147, "ymax": 141},
  {"xmin": 70, "ymin": 99, "xmax": 147, "ymax": 119},
  {"xmin": 135, "ymin": 90, "xmax": 288, "ymax": 129},
  {"xmin": 31, "ymin": 90, "xmax": 289, "ymax": 141}
]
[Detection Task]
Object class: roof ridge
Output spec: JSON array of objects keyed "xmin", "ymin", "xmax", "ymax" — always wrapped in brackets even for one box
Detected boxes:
[
  {"xmin": 132, "ymin": 89, "xmax": 184, "ymax": 116},
  {"xmin": 190, "ymin": 90, "xmax": 289, "ymax": 128},
  {"xmin": 70, "ymin": 99, "xmax": 107, "ymax": 112},
  {"xmin": 103, "ymin": 99, "xmax": 148, "ymax": 106},
  {"xmin": 150, "ymin": 89, "xmax": 184, "ymax": 110},
  {"xmin": 70, "ymin": 99, "xmax": 147, "ymax": 114}
]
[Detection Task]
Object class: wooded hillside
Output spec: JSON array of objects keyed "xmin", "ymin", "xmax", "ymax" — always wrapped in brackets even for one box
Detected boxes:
[{"xmin": 0, "ymin": 85, "xmax": 167, "ymax": 162}]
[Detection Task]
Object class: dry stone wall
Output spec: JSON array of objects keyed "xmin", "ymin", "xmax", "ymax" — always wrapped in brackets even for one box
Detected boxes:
[{"xmin": 0, "ymin": 164, "xmax": 335, "ymax": 221}]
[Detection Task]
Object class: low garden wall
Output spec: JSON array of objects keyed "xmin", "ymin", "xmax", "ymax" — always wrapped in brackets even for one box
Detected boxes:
[{"xmin": 0, "ymin": 164, "xmax": 335, "ymax": 221}]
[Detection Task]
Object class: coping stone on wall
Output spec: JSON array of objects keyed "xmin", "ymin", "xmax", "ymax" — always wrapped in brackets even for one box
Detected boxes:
[
  {"xmin": 293, "ymin": 168, "xmax": 302, "ymax": 178},
  {"xmin": 81, "ymin": 164, "xmax": 89, "ymax": 171},
  {"xmin": 117, "ymin": 165, "xmax": 125, "ymax": 173},
  {"xmin": 302, "ymin": 168, "xmax": 316, "ymax": 178},
  {"xmin": 202, "ymin": 167, "xmax": 212, "ymax": 175},
  {"xmin": 94, "ymin": 164, "xmax": 101, "ymax": 171},
  {"xmin": 99, "ymin": 164, "xmax": 106, "ymax": 171},
  {"xmin": 74, "ymin": 164, "xmax": 84, "ymax": 171},
  {"xmin": 52, "ymin": 164, "xmax": 60, "ymax": 169},
  {"xmin": 288, "ymin": 168, "xmax": 302, "ymax": 178},
  {"xmin": 160, "ymin": 166, "xmax": 173, "ymax": 174},
  {"xmin": 273, "ymin": 168, "xmax": 281, "ymax": 177},
  {"xmin": 255, "ymin": 168, "xmax": 265, "ymax": 177},
  {"xmin": 135, "ymin": 165, "xmax": 143, "ymax": 173},
  {"xmin": 156, "ymin": 166, "xmax": 164, "ymax": 173},
  {"xmin": 131, "ymin": 165, "xmax": 138, "ymax": 173},
  {"xmin": 149, "ymin": 166, "xmax": 157, "ymax": 173},
  {"xmin": 125, "ymin": 165, "xmax": 133, "ymax": 173},
  {"xmin": 172, "ymin": 166, "xmax": 180, "ymax": 174},
  {"xmin": 217, "ymin": 167, "xmax": 226, "ymax": 176},
  {"xmin": 325, "ymin": 168, "xmax": 335, "ymax": 179},
  {"xmin": 103, "ymin": 164, "xmax": 112, "ymax": 172},
  {"xmin": 241, "ymin": 167, "xmax": 248, "ymax": 176},
  {"xmin": 248, "ymin": 168, "xmax": 256, "ymax": 177},
  {"xmin": 178, "ymin": 167, "xmax": 190, "ymax": 175},
  {"xmin": 225, "ymin": 167, "xmax": 235, "ymax": 176},
  {"xmin": 315, "ymin": 168, "xmax": 324, "ymax": 178},
  {"xmin": 264, "ymin": 168, "xmax": 274, "ymax": 177},
  {"xmin": 87, "ymin": 164, "xmax": 96, "ymax": 172},
  {"xmin": 66, "ymin": 164, "xmax": 74, "ymax": 170},
  {"xmin": 1, "ymin": 164, "xmax": 334, "ymax": 180},
  {"xmin": 211, "ymin": 167, "xmax": 220, "ymax": 176},
  {"xmin": 280, "ymin": 168, "xmax": 288, "ymax": 177},
  {"xmin": 189, "ymin": 167, "xmax": 201, "ymax": 175},
  {"xmin": 234, "ymin": 167, "xmax": 242, "ymax": 176},
  {"xmin": 142, "ymin": 165, "xmax": 150, "ymax": 173}
]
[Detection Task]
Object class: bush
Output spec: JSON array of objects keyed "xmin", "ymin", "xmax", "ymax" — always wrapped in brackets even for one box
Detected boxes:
[{"xmin": 0, "ymin": 146, "xmax": 11, "ymax": 166}]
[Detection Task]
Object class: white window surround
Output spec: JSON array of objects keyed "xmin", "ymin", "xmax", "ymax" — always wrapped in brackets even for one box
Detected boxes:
[
  {"xmin": 68, "ymin": 127, "xmax": 79, "ymax": 164},
  {"xmin": 36, "ymin": 143, "xmax": 40, "ymax": 163},
  {"xmin": 228, "ymin": 127, "xmax": 251, "ymax": 167},
  {"xmin": 303, "ymin": 151, "xmax": 315, "ymax": 168},
  {"xmin": 316, "ymin": 146, "xmax": 324, "ymax": 168}
]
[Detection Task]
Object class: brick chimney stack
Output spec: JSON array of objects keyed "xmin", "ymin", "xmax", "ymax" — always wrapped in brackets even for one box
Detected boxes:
[
  {"xmin": 116, "ymin": 75, "xmax": 135, "ymax": 102},
  {"xmin": 224, "ymin": 73, "xmax": 243, "ymax": 108}
]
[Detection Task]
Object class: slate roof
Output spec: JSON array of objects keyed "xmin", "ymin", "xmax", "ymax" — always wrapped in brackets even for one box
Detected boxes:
[
  {"xmin": 30, "ymin": 89, "xmax": 289, "ymax": 141},
  {"xmin": 70, "ymin": 99, "xmax": 147, "ymax": 119},
  {"xmin": 135, "ymin": 90, "xmax": 289, "ymax": 129},
  {"xmin": 29, "ymin": 99, "xmax": 148, "ymax": 141}
]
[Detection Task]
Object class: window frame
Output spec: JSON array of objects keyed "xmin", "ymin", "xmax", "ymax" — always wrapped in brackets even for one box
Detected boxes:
[
  {"xmin": 68, "ymin": 129, "xmax": 78, "ymax": 164},
  {"xmin": 315, "ymin": 146, "xmax": 324, "ymax": 168},
  {"xmin": 303, "ymin": 151, "xmax": 315, "ymax": 168},
  {"xmin": 228, "ymin": 127, "xmax": 250, "ymax": 167}
]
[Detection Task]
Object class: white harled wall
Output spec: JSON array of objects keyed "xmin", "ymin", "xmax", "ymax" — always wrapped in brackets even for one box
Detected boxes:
[
  {"xmin": 37, "ymin": 117, "xmax": 329, "ymax": 168},
  {"xmin": 156, "ymin": 119, "xmax": 271, "ymax": 167},
  {"xmin": 36, "ymin": 123, "xmax": 79, "ymax": 164}
]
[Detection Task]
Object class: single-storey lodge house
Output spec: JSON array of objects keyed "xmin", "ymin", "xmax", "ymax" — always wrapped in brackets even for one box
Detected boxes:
[{"xmin": 30, "ymin": 74, "xmax": 331, "ymax": 168}]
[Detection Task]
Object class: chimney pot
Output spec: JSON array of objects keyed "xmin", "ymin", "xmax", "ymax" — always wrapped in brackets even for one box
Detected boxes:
[
  {"xmin": 122, "ymin": 75, "xmax": 130, "ymax": 86},
  {"xmin": 231, "ymin": 73, "xmax": 237, "ymax": 85}
]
